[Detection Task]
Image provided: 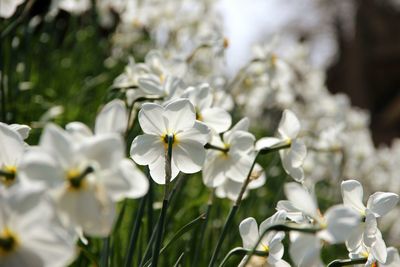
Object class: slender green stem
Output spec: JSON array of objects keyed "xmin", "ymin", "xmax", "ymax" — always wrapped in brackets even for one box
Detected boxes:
[
  {"xmin": 242, "ymin": 223, "xmax": 321, "ymax": 266},
  {"xmin": 138, "ymin": 220, "xmax": 159, "ymax": 267},
  {"xmin": 219, "ymin": 247, "xmax": 268, "ymax": 267},
  {"xmin": 192, "ymin": 190, "xmax": 214, "ymax": 267},
  {"xmin": 172, "ymin": 252, "xmax": 185, "ymax": 267},
  {"xmin": 100, "ymin": 237, "xmax": 110, "ymax": 267},
  {"xmin": 327, "ymin": 257, "xmax": 368, "ymax": 267},
  {"xmin": 207, "ymin": 205, "xmax": 238, "ymax": 267},
  {"xmin": 150, "ymin": 134, "xmax": 173, "ymax": 267},
  {"xmin": 124, "ymin": 196, "xmax": 147, "ymax": 267}
]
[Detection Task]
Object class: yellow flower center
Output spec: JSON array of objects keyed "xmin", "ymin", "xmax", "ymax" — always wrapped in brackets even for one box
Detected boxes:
[
  {"xmin": 0, "ymin": 228, "xmax": 19, "ymax": 256},
  {"xmin": 66, "ymin": 167, "xmax": 93, "ymax": 191},
  {"xmin": 0, "ymin": 165, "xmax": 17, "ymax": 187}
]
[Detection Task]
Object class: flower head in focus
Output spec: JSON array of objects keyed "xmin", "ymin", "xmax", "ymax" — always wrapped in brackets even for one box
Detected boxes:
[{"xmin": 130, "ymin": 98, "xmax": 210, "ymax": 184}]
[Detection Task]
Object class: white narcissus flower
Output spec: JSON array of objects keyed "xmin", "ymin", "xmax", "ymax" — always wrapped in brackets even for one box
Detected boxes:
[
  {"xmin": 280, "ymin": 182, "xmax": 360, "ymax": 244},
  {"xmin": 0, "ymin": 123, "xmax": 28, "ymax": 188},
  {"xmin": 238, "ymin": 211, "xmax": 290, "ymax": 267},
  {"xmin": 215, "ymin": 163, "xmax": 265, "ymax": 201},
  {"xmin": 130, "ymin": 99, "xmax": 210, "ymax": 184},
  {"xmin": 138, "ymin": 75, "xmax": 185, "ymax": 102},
  {"xmin": 0, "ymin": 0, "xmax": 25, "ymax": 18},
  {"xmin": 202, "ymin": 118, "xmax": 256, "ymax": 188},
  {"xmin": 181, "ymin": 83, "xmax": 232, "ymax": 133},
  {"xmin": 256, "ymin": 110, "xmax": 306, "ymax": 182},
  {"xmin": 0, "ymin": 186, "xmax": 76, "ymax": 267},
  {"xmin": 19, "ymin": 123, "xmax": 148, "ymax": 237},
  {"xmin": 341, "ymin": 180, "xmax": 399, "ymax": 254}
]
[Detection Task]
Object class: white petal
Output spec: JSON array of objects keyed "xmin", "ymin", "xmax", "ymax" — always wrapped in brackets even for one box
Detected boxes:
[
  {"xmin": 345, "ymin": 224, "xmax": 364, "ymax": 252},
  {"xmin": 321, "ymin": 205, "xmax": 360, "ymax": 244},
  {"xmin": 341, "ymin": 180, "xmax": 366, "ymax": 214},
  {"xmin": 277, "ymin": 200, "xmax": 307, "ymax": 223},
  {"xmin": 173, "ymin": 141, "xmax": 205, "ymax": 174},
  {"xmin": 202, "ymin": 153, "xmax": 228, "ymax": 188},
  {"xmin": 57, "ymin": 184, "xmax": 116, "ymax": 237},
  {"xmin": 175, "ymin": 121, "xmax": 210, "ymax": 145},
  {"xmin": 372, "ymin": 231, "xmax": 387, "ymax": 263},
  {"xmin": 366, "ymin": 192, "xmax": 399, "ymax": 217},
  {"xmin": 239, "ymin": 217, "xmax": 259, "ymax": 249},
  {"xmin": 289, "ymin": 233, "xmax": 322, "ymax": 267},
  {"xmin": 281, "ymin": 157, "xmax": 305, "ymax": 182},
  {"xmin": 200, "ymin": 108, "xmax": 232, "ymax": 133},
  {"xmin": 247, "ymin": 163, "xmax": 266, "ymax": 189},
  {"xmin": 385, "ymin": 247, "xmax": 400, "ymax": 267},
  {"xmin": 138, "ymin": 103, "xmax": 167, "ymax": 135},
  {"xmin": 268, "ymin": 239, "xmax": 284, "ymax": 264},
  {"xmin": 227, "ymin": 131, "xmax": 255, "ymax": 152},
  {"xmin": 259, "ymin": 210, "xmax": 287, "ymax": 234},
  {"xmin": 130, "ymin": 134, "xmax": 164, "ymax": 165},
  {"xmin": 95, "ymin": 99, "xmax": 128, "ymax": 135},
  {"xmin": 9, "ymin": 124, "xmax": 31, "ymax": 139},
  {"xmin": 284, "ymin": 182, "xmax": 318, "ymax": 219},
  {"xmin": 0, "ymin": 123, "xmax": 25, "ymax": 166},
  {"xmin": 255, "ymin": 137, "xmax": 283, "ymax": 151},
  {"xmin": 18, "ymin": 148, "xmax": 64, "ymax": 187},
  {"xmin": 138, "ymin": 77, "xmax": 163, "ymax": 95},
  {"xmin": 39, "ymin": 123, "xmax": 74, "ymax": 168},
  {"xmin": 116, "ymin": 159, "xmax": 149, "ymax": 199},
  {"xmin": 225, "ymin": 152, "xmax": 254, "ymax": 183},
  {"xmin": 223, "ymin": 117, "xmax": 249, "ymax": 141},
  {"xmin": 164, "ymin": 99, "xmax": 195, "ymax": 132},
  {"xmin": 278, "ymin": 109, "xmax": 300, "ymax": 139},
  {"xmin": 286, "ymin": 140, "xmax": 307, "ymax": 168},
  {"xmin": 79, "ymin": 134, "xmax": 124, "ymax": 170},
  {"xmin": 65, "ymin": 122, "xmax": 93, "ymax": 141},
  {"xmin": 148, "ymin": 155, "xmax": 179, "ymax": 184}
]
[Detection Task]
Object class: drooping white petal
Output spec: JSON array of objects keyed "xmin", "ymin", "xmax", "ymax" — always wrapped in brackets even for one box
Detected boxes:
[
  {"xmin": 281, "ymin": 157, "xmax": 305, "ymax": 182},
  {"xmin": 202, "ymin": 153, "xmax": 228, "ymax": 188},
  {"xmin": 255, "ymin": 137, "xmax": 283, "ymax": 151},
  {"xmin": 345, "ymin": 224, "xmax": 364, "ymax": 252},
  {"xmin": 115, "ymin": 159, "xmax": 149, "ymax": 199},
  {"xmin": 239, "ymin": 217, "xmax": 259, "ymax": 250},
  {"xmin": 200, "ymin": 108, "xmax": 232, "ymax": 133},
  {"xmin": 56, "ymin": 183, "xmax": 116, "ymax": 237},
  {"xmin": 285, "ymin": 140, "xmax": 307, "ymax": 168},
  {"xmin": 95, "ymin": 99, "xmax": 128, "ymax": 135},
  {"xmin": 0, "ymin": 123, "xmax": 25, "ymax": 166},
  {"xmin": 223, "ymin": 117, "xmax": 249, "ymax": 140},
  {"xmin": 364, "ymin": 211, "xmax": 378, "ymax": 247},
  {"xmin": 225, "ymin": 152, "xmax": 254, "ymax": 183},
  {"xmin": 138, "ymin": 103, "xmax": 167, "ymax": 135},
  {"xmin": 341, "ymin": 180, "xmax": 366, "ymax": 214},
  {"xmin": 371, "ymin": 230, "xmax": 387, "ymax": 264},
  {"xmin": 289, "ymin": 233, "xmax": 323, "ymax": 267},
  {"xmin": 164, "ymin": 99, "xmax": 195, "ymax": 132},
  {"xmin": 277, "ymin": 109, "xmax": 301, "ymax": 140},
  {"xmin": 284, "ymin": 182, "xmax": 318, "ymax": 219},
  {"xmin": 320, "ymin": 205, "xmax": 360, "ymax": 244},
  {"xmin": 173, "ymin": 141, "xmax": 205, "ymax": 174},
  {"xmin": 366, "ymin": 192, "xmax": 399, "ymax": 218},
  {"xmin": 130, "ymin": 134, "xmax": 164, "ymax": 166},
  {"xmin": 268, "ymin": 238, "xmax": 285, "ymax": 264}
]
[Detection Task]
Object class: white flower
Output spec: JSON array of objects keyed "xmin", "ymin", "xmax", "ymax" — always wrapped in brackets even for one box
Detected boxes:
[
  {"xmin": 215, "ymin": 163, "xmax": 265, "ymax": 201},
  {"xmin": 138, "ymin": 75, "xmax": 185, "ymax": 102},
  {"xmin": 238, "ymin": 211, "xmax": 290, "ymax": 267},
  {"xmin": 181, "ymin": 83, "xmax": 232, "ymax": 133},
  {"xmin": 256, "ymin": 110, "xmax": 306, "ymax": 182},
  {"xmin": 19, "ymin": 123, "xmax": 148, "ymax": 236},
  {"xmin": 0, "ymin": 0, "xmax": 25, "ymax": 18},
  {"xmin": 341, "ymin": 180, "xmax": 399, "ymax": 253},
  {"xmin": 280, "ymin": 182, "xmax": 360, "ymax": 244},
  {"xmin": 130, "ymin": 98, "xmax": 210, "ymax": 184},
  {"xmin": 289, "ymin": 232, "xmax": 324, "ymax": 267},
  {"xmin": 55, "ymin": 0, "xmax": 92, "ymax": 15},
  {"xmin": 0, "ymin": 186, "xmax": 76, "ymax": 267},
  {"xmin": 202, "ymin": 118, "xmax": 256, "ymax": 188},
  {"xmin": 0, "ymin": 123, "xmax": 28, "ymax": 188}
]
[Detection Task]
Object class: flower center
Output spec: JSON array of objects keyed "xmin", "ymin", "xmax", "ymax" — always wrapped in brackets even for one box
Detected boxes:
[
  {"xmin": 0, "ymin": 165, "xmax": 17, "ymax": 187},
  {"xmin": 66, "ymin": 166, "xmax": 94, "ymax": 191},
  {"xmin": 0, "ymin": 228, "xmax": 19, "ymax": 256},
  {"xmin": 161, "ymin": 133, "xmax": 177, "ymax": 149}
]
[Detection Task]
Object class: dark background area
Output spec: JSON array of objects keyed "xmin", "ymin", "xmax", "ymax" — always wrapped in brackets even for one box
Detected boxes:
[{"xmin": 328, "ymin": 0, "xmax": 400, "ymax": 145}]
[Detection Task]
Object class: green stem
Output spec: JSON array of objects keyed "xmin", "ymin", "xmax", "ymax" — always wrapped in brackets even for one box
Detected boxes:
[
  {"xmin": 173, "ymin": 252, "xmax": 185, "ymax": 267},
  {"xmin": 327, "ymin": 257, "xmax": 368, "ymax": 267},
  {"xmin": 124, "ymin": 196, "xmax": 147, "ymax": 267},
  {"xmin": 219, "ymin": 247, "xmax": 268, "ymax": 267},
  {"xmin": 258, "ymin": 142, "xmax": 291, "ymax": 155},
  {"xmin": 192, "ymin": 190, "xmax": 214, "ymax": 267},
  {"xmin": 100, "ymin": 237, "xmax": 110, "ymax": 267},
  {"xmin": 150, "ymin": 134, "xmax": 173, "ymax": 267}
]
